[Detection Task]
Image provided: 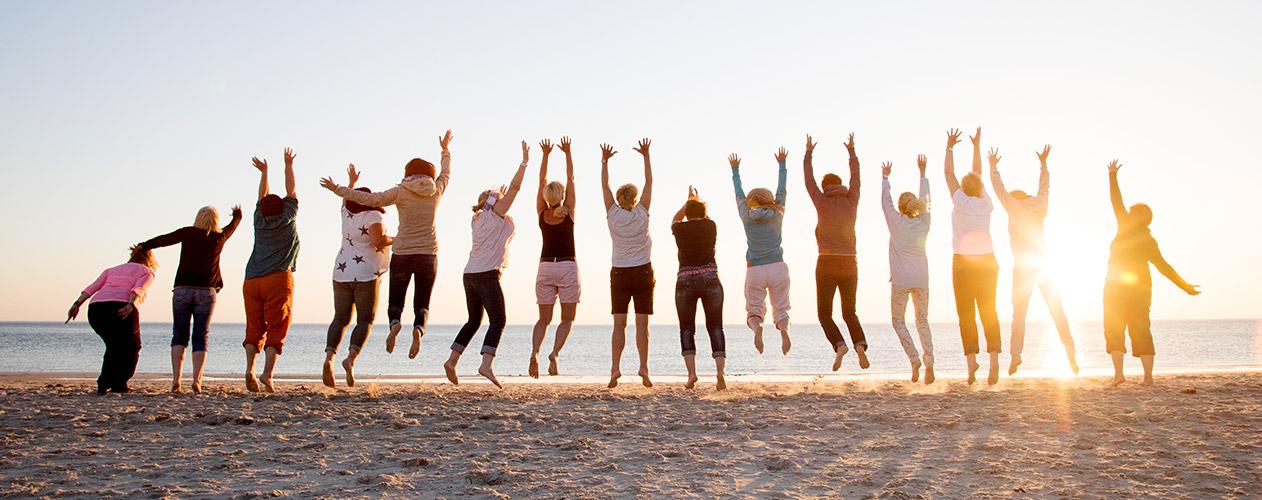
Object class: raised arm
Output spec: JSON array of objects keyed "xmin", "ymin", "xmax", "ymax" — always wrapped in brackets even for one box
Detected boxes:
[
  {"xmin": 320, "ymin": 177, "xmax": 402, "ymax": 207},
  {"xmin": 969, "ymin": 127, "xmax": 983, "ymax": 176},
  {"xmin": 988, "ymin": 148, "xmax": 1014, "ymax": 209},
  {"xmin": 1037, "ymin": 144, "xmax": 1050, "ymax": 200},
  {"xmin": 845, "ymin": 133, "xmax": 860, "ymax": 201},
  {"xmin": 729, "ymin": 153, "xmax": 749, "ymax": 219},
  {"xmin": 774, "ymin": 147, "xmax": 788, "ymax": 206},
  {"xmin": 634, "ymin": 137, "xmax": 653, "ymax": 209},
  {"xmin": 1150, "ymin": 242, "xmax": 1200, "ymax": 295},
  {"xmin": 222, "ymin": 205, "xmax": 243, "ymax": 238},
  {"xmin": 562, "ymin": 136, "xmax": 576, "ymax": 215},
  {"xmin": 880, "ymin": 162, "xmax": 898, "ymax": 227},
  {"xmin": 944, "ymin": 128, "xmax": 963, "ymax": 194},
  {"xmin": 138, "ymin": 228, "xmax": 186, "ymax": 251},
  {"xmin": 283, "ymin": 147, "xmax": 297, "ymax": 198},
  {"xmin": 537, "ymin": 138, "xmax": 553, "ymax": 213},
  {"xmin": 434, "ymin": 130, "xmax": 453, "ymax": 194},
  {"xmin": 251, "ymin": 156, "xmax": 269, "ymax": 200},
  {"xmin": 918, "ymin": 155, "xmax": 932, "ymax": 224},
  {"xmin": 803, "ymin": 134, "xmax": 822, "ymax": 203},
  {"xmin": 1108, "ymin": 160, "xmax": 1126, "ymax": 222},
  {"xmin": 600, "ymin": 143, "xmax": 616, "ymax": 211},
  {"xmin": 673, "ymin": 185, "xmax": 699, "ymax": 223},
  {"xmin": 493, "ymin": 141, "xmax": 531, "ymax": 216}
]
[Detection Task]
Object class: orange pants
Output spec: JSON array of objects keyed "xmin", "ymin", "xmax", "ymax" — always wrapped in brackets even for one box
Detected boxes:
[{"xmin": 243, "ymin": 271, "xmax": 294, "ymax": 354}]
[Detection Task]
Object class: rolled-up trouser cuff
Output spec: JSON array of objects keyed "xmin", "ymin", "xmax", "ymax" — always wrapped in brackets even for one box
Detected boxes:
[
  {"xmin": 682, "ymin": 349, "xmax": 697, "ymax": 357},
  {"xmin": 451, "ymin": 342, "xmax": 467, "ymax": 354},
  {"xmin": 480, "ymin": 346, "xmax": 497, "ymax": 356},
  {"xmin": 712, "ymin": 351, "xmax": 726, "ymax": 359}
]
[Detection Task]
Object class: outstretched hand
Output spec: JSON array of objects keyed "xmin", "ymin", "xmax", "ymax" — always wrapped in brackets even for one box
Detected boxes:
[
  {"xmin": 319, "ymin": 177, "xmax": 340, "ymax": 192},
  {"xmin": 1037, "ymin": 144, "xmax": 1051, "ymax": 165},
  {"xmin": 283, "ymin": 147, "xmax": 296, "ymax": 167},
  {"xmin": 917, "ymin": 154, "xmax": 928, "ymax": 175},
  {"xmin": 881, "ymin": 161, "xmax": 892, "ymax": 178},
  {"xmin": 540, "ymin": 139, "xmax": 554, "ymax": 156},
  {"xmin": 946, "ymin": 128, "xmax": 963, "ymax": 150},
  {"xmin": 439, "ymin": 129, "xmax": 453, "ymax": 151},
  {"xmin": 558, "ymin": 136, "xmax": 572, "ymax": 155},
  {"xmin": 1184, "ymin": 284, "xmax": 1202, "ymax": 296},
  {"xmin": 805, "ymin": 134, "xmax": 817, "ymax": 154},
  {"xmin": 251, "ymin": 156, "xmax": 268, "ymax": 172},
  {"xmin": 1107, "ymin": 159, "xmax": 1123, "ymax": 174},
  {"xmin": 987, "ymin": 148, "xmax": 1002, "ymax": 170},
  {"xmin": 600, "ymin": 143, "xmax": 617, "ymax": 162},
  {"xmin": 633, "ymin": 137, "xmax": 651, "ymax": 157},
  {"xmin": 728, "ymin": 153, "xmax": 741, "ymax": 169},
  {"xmin": 969, "ymin": 127, "xmax": 982, "ymax": 147},
  {"xmin": 774, "ymin": 147, "xmax": 788, "ymax": 164},
  {"xmin": 521, "ymin": 140, "xmax": 530, "ymax": 164},
  {"xmin": 346, "ymin": 164, "xmax": 360, "ymax": 185},
  {"xmin": 844, "ymin": 132, "xmax": 855, "ymax": 154}
]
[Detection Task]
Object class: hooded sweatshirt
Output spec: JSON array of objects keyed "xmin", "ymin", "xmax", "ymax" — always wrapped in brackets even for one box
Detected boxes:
[
  {"xmin": 732, "ymin": 160, "xmax": 787, "ymax": 266},
  {"xmin": 991, "ymin": 166, "xmax": 1049, "ymax": 260},
  {"xmin": 804, "ymin": 149, "xmax": 860, "ymax": 256},
  {"xmin": 335, "ymin": 151, "xmax": 451, "ymax": 256}
]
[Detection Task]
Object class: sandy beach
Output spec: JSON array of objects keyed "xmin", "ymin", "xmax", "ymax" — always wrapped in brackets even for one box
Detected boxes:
[{"xmin": 0, "ymin": 372, "xmax": 1258, "ymax": 498}]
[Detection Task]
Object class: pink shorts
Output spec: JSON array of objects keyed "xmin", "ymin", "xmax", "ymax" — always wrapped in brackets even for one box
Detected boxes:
[{"xmin": 536, "ymin": 261, "xmax": 581, "ymax": 305}]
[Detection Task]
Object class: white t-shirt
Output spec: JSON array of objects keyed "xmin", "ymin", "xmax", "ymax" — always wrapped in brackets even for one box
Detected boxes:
[
  {"xmin": 950, "ymin": 189, "xmax": 994, "ymax": 255},
  {"xmin": 334, "ymin": 207, "xmax": 390, "ymax": 282},
  {"xmin": 607, "ymin": 204, "xmax": 652, "ymax": 268},
  {"xmin": 464, "ymin": 210, "xmax": 516, "ymax": 274}
]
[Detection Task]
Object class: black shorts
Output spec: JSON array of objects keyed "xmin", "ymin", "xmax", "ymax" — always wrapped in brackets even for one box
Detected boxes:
[{"xmin": 610, "ymin": 263, "xmax": 655, "ymax": 315}]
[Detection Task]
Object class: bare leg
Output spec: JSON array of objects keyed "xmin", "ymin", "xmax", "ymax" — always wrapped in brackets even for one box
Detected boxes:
[
  {"xmin": 443, "ymin": 349, "xmax": 460, "ymax": 385},
  {"xmin": 1040, "ymin": 279, "xmax": 1078, "ymax": 375},
  {"xmin": 408, "ymin": 326, "xmax": 422, "ymax": 359},
  {"xmin": 550, "ymin": 303, "xmax": 577, "ymax": 376},
  {"xmin": 191, "ymin": 351, "xmax": 206, "ymax": 394},
  {"xmin": 260, "ymin": 346, "xmax": 280, "ymax": 393},
  {"xmin": 775, "ymin": 318, "xmax": 792, "ymax": 356},
  {"xmin": 635, "ymin": 313, "xmax": 652, "ymax": 388},
  {"xmin": 715, "ymin": 356, "xmax": 727, "ymax": 391},
  {"xmin": 530, "ymin": 305, "xmax": 553, "ymax": 379},
  {"xmin": 244, "ymin": 345, "xmax": 260, "ymax": 392},
  {"xmin": 322, "ymin": 349, "xmax": 336, "ymax": 388},
  {"xmin": 966, "ymin": 353, "xmax": 979, "ymax": 385},
  {"xmin": 831, "ymin": 344, "xmax": 849, "ymax": 372},
  {"xmin": 1139, "ymin": 354, "xmax": 1155, "ymax": 386},
  {"xmin": 684, "ymin": 354, "xmax": 698, "ymax": 389},
  {"xmin": 987, "ymin": 352, "xmax": 1000, "ymax": 385},
  {"xmin": 342, "ymin": 346, "xmax": 360, "ymax": 387},
  {"xmin": 1109, "ymin": 351, "xmax": 1126, "ymax": 386},
  {"xmin": 748, "ymin": 317, "xmax": 765, "ymax": 354},
  {"xmin": 170, "ymin": 345, "xmax": 185, "ymax": 393},
  {"xmin": 609, "ymin": 314, "xmax": 627, "ymax": 388},
  {"xmin": 478, "ymin": 353, "xmax": 502, "ymax": 389}
]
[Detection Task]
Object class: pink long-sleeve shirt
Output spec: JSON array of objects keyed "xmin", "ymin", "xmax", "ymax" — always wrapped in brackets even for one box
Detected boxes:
[{"xmin": 82, "ymin": 262, "xmax": 156, "ymax": 304}]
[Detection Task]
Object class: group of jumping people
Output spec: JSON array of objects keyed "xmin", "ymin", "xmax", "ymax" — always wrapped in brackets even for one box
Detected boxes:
[{"xmin": 65, "ymin": 127, "xmax": 1200, "ymax": 395}]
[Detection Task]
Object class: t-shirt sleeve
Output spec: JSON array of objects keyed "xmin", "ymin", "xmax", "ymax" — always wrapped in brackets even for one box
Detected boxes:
[{"xmin": 283, "ymin": 196, "xmax": 299, "ymax": 221}]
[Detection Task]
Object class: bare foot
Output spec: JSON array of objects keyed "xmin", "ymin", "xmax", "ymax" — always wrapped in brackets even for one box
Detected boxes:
[
  {"xmin": 748, "ymin": 318, "xmax": 764, "ymax": 354},
  {"xmin": 408, "ymin": 327, "xmax": 422, "ymax": 359},
  {"xmin": 260, "ymin": 375, "xmax": 275, "ymax": 394},
  {"xmin": 716, "ymin": 375, "xmax": 727, "ymax": 391},
  {"xmin": 911, "ymin": 360, "xmax": 921, "ymax": 383},
  {"xmin": 245, "ymin": 372, "xmax": 260, "ymax": 393},
  {"xmin": 322, "ymin": 360, "xmax": 335, "ymax": 388},
  {"xmin": 191, "ymin": 382, "xmax": 202, "ymax": 394},
  {"xmin": 924, "ymin": 365, "xmax": 935, "ymax": 385},
  {"xmin": 547, "ymin": 353, "xmax": 559, "ymax": 376},
  {"xmin": 1008, "ymin": 355, "xmax": 1022, "ymax": 376},
  {"xmin": 831, "ymin": 345, "xmax": 848, "ymax": 372},
  {"xmin": 478, "ymin": 366, "xmax": 503, "ymax": 389},
  {"xmin": 1068, "ymin": 355, "xmax": 1080, "ymax": 375},
  {"xmin": 987, "ymin": 361, "xmax": 999, "ymax": 386},
  {"xmin": 443, "ymin": 361, "xmax": 459, "ymax": 385},
  {"xmin": 856, "ymin": 346, "xmax": 870, "ymax": 369},
  {"xmin": 685, "ymin": 375, "xmax": 698, "ymax": 389},
  {"xmin": 1139, "ymin": 378, "xmax": 1154, "ymax": 387},
  {"xmin": 342, "ymin": 358, "xmax": 356, "ymax": 387},
  {"xmin": 639, "ymin": 369, "xmax": 653, "ymax": 388},
  {"xmin": 385, "ymin": 321, "xmax": 401, "ymax": 353},
  {"xmin": 1109, "ymin": 375, "xmax": 1126, "ymax": 387},
  {"xmin": 776, "ymin": 321, "xmax": 792, "ymax": 355},
  {"xmin": 528, "ymin": 356, "xmax": 540, "ymax": 379},
  {"xmin": 608, "ymin": 371, "xmax": 620, "ymax": 389},
  {"xmin": 171, "ymin": 381, "xmax": 181, "ymax": 394},
  {"xmin": 967, "ymin": 359, "xmax": 980, "ymax": 385}
]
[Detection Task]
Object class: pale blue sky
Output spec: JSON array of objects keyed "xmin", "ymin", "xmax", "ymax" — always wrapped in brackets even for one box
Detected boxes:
[{"xmin": 1, "ymin": 1, "xmax": 1258, "ymax": 325}]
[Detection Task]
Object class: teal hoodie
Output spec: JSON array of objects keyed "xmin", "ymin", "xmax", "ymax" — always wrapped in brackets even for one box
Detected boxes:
[{"xmin": 732, "ymin": 160, "xmax": 787, "ymax": 266}]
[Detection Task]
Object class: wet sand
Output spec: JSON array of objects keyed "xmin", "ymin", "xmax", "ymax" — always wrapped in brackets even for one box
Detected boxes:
[{"xmin": 0, "ymin": 372, "xmax": 1258, "ymax": 498}]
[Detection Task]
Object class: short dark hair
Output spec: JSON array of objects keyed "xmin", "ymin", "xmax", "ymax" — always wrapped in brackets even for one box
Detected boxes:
[
  {"xmin": 684, "ymin": 200, "xmax": 708, "ymax": 220},
  {"xmin": 259, "ymin": 194, "xmax": 284, "ymax": 217},
  {"xmin": 405, "ymin": 158, "xmax": 435, "ymax": 178},
  {"xmin": 821, "ymin": 173, "xmax": 842, "ymax": 188},
  {"xmin": 345, "ymin": 187, "xmax": 384, "ymax": 214}
]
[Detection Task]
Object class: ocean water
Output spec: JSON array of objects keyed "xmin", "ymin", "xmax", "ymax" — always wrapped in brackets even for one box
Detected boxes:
[{"xmin": 2, "ymin": 319, "xmax": 1258, "ymax": 382}]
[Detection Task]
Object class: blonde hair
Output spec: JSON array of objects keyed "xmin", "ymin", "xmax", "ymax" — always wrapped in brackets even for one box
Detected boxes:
[
  {"xmin": 128, "ymin": 245, "xmax": 158, "ymax": 270},
  {"xmin": 615, "ymin": 183, "xmax": 639, "ymax": 210},
  {"xmin": 471, "ymin": 189, "xmax": 498, "ymax": 213},
  {"xmin": 899, "ymin": 192, "xmax": 926, "ymax": 218},
  {"xmin": 746, "ymin": 188, "xmax": 783, "ymax": 213},
  {"xmin": 542, "ymin": 181, "xmax": 570, "ymax": 218},
  {"xmin": 961, "ymin": 173, "xmax": 983, "ymax": 197},
  {"xmin": 193, "ymin": 206, "xmax": 220, "ymax": 235}
]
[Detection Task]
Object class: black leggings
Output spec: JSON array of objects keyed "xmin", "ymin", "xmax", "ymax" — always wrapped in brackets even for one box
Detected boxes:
[
  {"xmin": 952, "ymin": 253, "xmax": 1001, "ymax": 355},
  {"xmin": 87, "ymin": 302, "xmax": 142, "ymax": 393},
  {"xmin": 816, "ymin": 255, "xmax": 866, "ymax": 351},
  {"xmin": 452, "ymin": 270, "xmax": 506, "ymax": 356},
  {"xmin": 388, "ymin": 254, "xmax": 438, "ymax": 332},
  {"xmin": 675, "ymin": 271, "xmax": 726, "ymax": 358}
]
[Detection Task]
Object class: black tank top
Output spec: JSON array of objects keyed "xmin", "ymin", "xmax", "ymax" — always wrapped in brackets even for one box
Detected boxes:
[{"xmin": 539, "ymin": 210, "xmax": 576, "ymax": 259}]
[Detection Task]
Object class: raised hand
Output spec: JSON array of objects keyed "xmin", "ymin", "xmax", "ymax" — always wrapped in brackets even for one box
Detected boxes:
[
  {"xmin": 346, "ymin": 164, "xmax": 360, "ymax": 186},
  {"xmin": 946, "ymin": 129, "xmax": 963, "ymax": 150},
  {"xmin": 805, "ymin": 134, "xmax": 817, "ymax": 154},
  {"xmin": 987, "ymin": 148, "xmax": 1002, "ymax": 169},
  {"xmin": 319, "ymin": 176, "xmax": 339, "ymax": 192},
  {"xmin": 969, "ymin": 127, "xmax": 982, "ymax": 147},
  {"xmin": 1107, "ymin": 159, "xmax": 1122, "ymax": 174},
  {"xmin": 558, "ymin": 136, "xmax": 572, "ymax": 155},
  {"xmin": 844, "ymin": 132, "xmax": 856, "ymax": 154},
  {"xmin": 881, "ymin": 161, "xmax": 893, "ymax": 178},
  {"xmin": 521, "ymin": 140, "xmax": 530, "ymax": 164},
  {"xmin": 600, "ymin": 143, "xmax": 617, "ymax": 162},
  {"xmin": 1037, "ymin": 144, "xmax": 1051, "ymax": 165},
  {"xmin": 917, "ymin": 154, "xmax": 928, "ymax": 174},
  {"xmin": 283, "ymin": 147, "xmax": 296, "ymax": 167},
  {"xmin": 251, "ymin": 157, "xmax": 268, "ymax": 172},
  {"xmin": 774, "ymin": 147, "xmax": 788, "ymax": 164},
  {"xmin": 633, "ymin": 137, "xmax": 651, "ymax": 157},
  {"xmin": 688, "ymin": 185, "xmax": 700, "ymax": 201},
  {"xmin": 439, "ymin": 129, "xmax": 454, "ymax": 151},
  {"xmin": 728, "ymin": 153, "xmax": 741, "ymax": 169},
  {"xmin": 540, "ymin": 139, "xmax": 554, "ymax": 156},
  {"xmin": 231, "ymin": 205, "xmax": 243, "ymax": 218}
]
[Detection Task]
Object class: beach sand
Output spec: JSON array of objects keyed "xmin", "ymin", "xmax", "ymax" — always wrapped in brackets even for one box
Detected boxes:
[{"xmin": 0, "ymin": 372, "xmax": 1259, "ymax": 498}]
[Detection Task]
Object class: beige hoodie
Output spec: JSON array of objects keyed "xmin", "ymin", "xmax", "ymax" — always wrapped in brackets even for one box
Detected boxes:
[{"xmin": 336, "ymin": 151, "xmax": 451, "ymax": 256}]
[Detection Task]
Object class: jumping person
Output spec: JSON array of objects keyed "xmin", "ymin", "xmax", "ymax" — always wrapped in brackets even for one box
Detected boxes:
[
  {"xmin": 530, "ymin": 137, "xmax": 579, "ymax": 378},
  {"xmin": 329, "ymin": 130, "xmax": 453, "ymax": 361},
  {"xmin": 1104, "ymin": 160, "xmax": 1199, "ymax": 387},
  {"xmin": 945, "ymin": 128, "xmax": 1002, "ymax": 385},
  {"xmin": 137, "ymin": 204, "xmax": 242, "ymax": 394},
  {"xmin": 442, "ymin": 141, "xmax": 530, "ymax": 389},
  {"xmin": 242, "ymin": 147, "xmax": 299, "ymax": 393},
  {"xmin": 804, "ymin": 133, "xmax": 867, "ymax": 371},
  {"xmin": 729, "ymin": 148, "xmax": 792, "ymax": 355},
  {"xmin": 989, "ymin": 145, "xmax": 1078, "ymax": 376},
  {"xmin": 602, "ymin": 138, "xmax": 655, "ymax": 389},
  {"xmin": 671, "ymin": 186, "xmax": 726, "ymax": 390},
  {"xmin": 66, "ymin": 246, "xmax": 157, "ymax": 395},
  {"xmin": 881, "ymin": 156, "xmax": 935, "ymax": 384},
  {"xmin": 317, "ymin": 165, "xmax": 392, "ymax": 388}
]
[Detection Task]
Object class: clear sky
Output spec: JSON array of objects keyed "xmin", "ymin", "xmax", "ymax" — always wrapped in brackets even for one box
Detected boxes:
[{"xmin": 1, "ymin": 1, "xmax": 1258, "ymax": 325}]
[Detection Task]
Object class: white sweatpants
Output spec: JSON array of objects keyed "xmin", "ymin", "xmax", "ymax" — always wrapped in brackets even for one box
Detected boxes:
[
  {"xmin": 891, "ymin": 286, "xmax": 933, "ymax": 367},
  {"xmin": 745, "ymin": 262, "xmax": 791, "ymax": 327}
]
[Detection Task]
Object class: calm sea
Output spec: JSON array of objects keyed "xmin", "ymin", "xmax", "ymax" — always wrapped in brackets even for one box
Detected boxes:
[{"xmin": 2, "ymin": 320, "xmax": 1258, "ymax": 382}]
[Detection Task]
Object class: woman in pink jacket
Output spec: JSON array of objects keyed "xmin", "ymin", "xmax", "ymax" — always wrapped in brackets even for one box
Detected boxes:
[{"xmin": 66, "ymin": 246, "xmax": 158, "ymax": 395}]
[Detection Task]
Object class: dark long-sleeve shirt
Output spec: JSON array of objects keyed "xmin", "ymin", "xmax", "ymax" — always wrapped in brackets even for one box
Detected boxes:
[
  {"xmin": 1106, "ymin": 171, "xmax": 1190, "ymax": 292},
  {"xmin": 804, "ymin": 150, "xmax": 860, "ymax": 256},
  {"xmin": 139, "ymin": 212, "xmax": 242, "ymax": 290}
]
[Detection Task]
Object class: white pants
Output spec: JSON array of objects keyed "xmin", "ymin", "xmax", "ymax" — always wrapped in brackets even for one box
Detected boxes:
[
  {"xmin": 891, "ymin": 286, "xmax": 933, "ymax": 367},
  {"xmin": 745, "ymin": 262, "xmax": 791, "ymax": 327}
]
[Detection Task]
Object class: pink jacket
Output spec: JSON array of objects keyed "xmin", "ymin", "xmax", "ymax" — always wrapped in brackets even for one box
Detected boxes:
[{"xmin": 83, "ymin": 262, "xmax": 156, "ymax": 304}]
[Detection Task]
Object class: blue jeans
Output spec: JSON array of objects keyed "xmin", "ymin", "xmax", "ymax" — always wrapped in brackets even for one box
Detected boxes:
[
  {"xmin": 388, "ymin": 254, "xmax": 438, "ymax": 332},
  {"xmin": 452, "ymin": 270, "xmax": 506, "ymax": 356},
  {"xmin": 675, "ymin": 270, "xmax": 726, "ymax": 358},
  {"xmin": 172, "ymin": 287, "xmax": 217, "ymax": 352}
]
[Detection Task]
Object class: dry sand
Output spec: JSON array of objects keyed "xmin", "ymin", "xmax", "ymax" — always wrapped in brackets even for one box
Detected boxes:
[{"xmin": 0, "ymin": 372, "xmax": 1259, "ymax": 498}]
